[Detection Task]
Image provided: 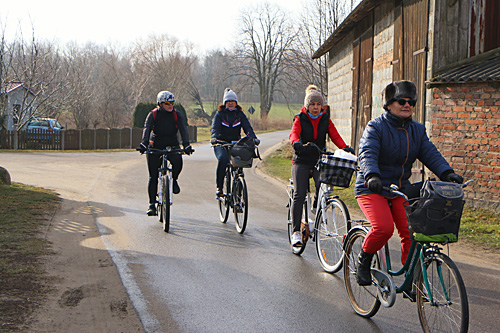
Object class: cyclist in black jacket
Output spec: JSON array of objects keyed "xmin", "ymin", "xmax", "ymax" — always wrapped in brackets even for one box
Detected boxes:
[{"xmin": 139, "ymin": 91, "xmax": 194, "ymax": 216}]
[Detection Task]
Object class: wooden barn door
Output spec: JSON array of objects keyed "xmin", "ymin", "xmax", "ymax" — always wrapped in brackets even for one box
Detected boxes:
[
  {"xmin": 393, "ymin": 0, "xmax": 430, "ymax": 181},
  {"xmin": 351, "ymin": 18, "xmax": 374, "ymax": 152}
]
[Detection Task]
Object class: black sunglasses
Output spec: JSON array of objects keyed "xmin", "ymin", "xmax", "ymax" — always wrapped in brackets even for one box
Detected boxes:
[{"xmin": 391, "ymin": 98, "xmax": 417, "ymax": 106}]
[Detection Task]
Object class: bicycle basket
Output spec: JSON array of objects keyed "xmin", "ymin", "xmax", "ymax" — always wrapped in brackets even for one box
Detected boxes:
[
  {"xmin": 317, "ymin": 154, "xmax": 357, "ymax": 188},
  {"xmin": 230, "ymin": 137, "xmax": 255, "ymax": 168},
  {"xmin": 230, "ymin": 155, "xmax": 253, "ymax": 168},
  {"xmin": 404, "ymin": 197, "xmax": 465, "ymax": 243}
]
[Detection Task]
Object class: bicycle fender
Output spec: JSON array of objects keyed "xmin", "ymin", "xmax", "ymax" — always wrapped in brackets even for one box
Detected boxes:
[{"xmin": 343, "ymin": 226, "xmax": 368, "ymax": 252}]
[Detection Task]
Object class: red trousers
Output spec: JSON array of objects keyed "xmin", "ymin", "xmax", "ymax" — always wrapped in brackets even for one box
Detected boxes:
[{"xmin": 357, "ymin": 194, "xmax": 411, "ymax": 265}]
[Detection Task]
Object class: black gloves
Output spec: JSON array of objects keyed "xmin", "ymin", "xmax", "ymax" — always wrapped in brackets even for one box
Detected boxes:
[
  {"xmin": 342, "ymin": 146, "xmax": 355, "ymax": 154},
  {"xmin": 446, "ymin": 172, "xmax": 463, "ymax": 184},
  {"xmin": 210, "ymin": 138, "xmax": 218, "ymax": 145},
  {"xmin": 254, "ymin": 138, "xmax": 261, "ymax": 146},
  {"xmin": 293, "ymin": 141, "xmax": 303, "ymax": 154},
  {"xmin": 138, "ymin": 143, "xmax": 147, "ymax": 154},
  {"xmin": 184, "ymin": 145, "xmax": 194, "ymax": 155},
  {"xmin": 366, "ymin": 175, "xmax": 382, "ymax": 193}
]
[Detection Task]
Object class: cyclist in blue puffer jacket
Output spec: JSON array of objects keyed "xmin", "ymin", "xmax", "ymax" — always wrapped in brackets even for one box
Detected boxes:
[
  {"xmin": 354, "ymin": 80, "xmax": 463, "ymax": 287},
  {"xmin": 210, "ymin": 88, "xmax": 259, "ymax": 197}
]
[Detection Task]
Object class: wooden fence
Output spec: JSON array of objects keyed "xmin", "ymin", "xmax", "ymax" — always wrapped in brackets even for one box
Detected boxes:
[{"xmin": 0, "ymin": 126, "xmax": 197, "ymax": 150}]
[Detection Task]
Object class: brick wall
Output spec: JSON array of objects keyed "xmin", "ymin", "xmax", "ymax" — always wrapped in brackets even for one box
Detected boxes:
[
  {"xmin": 372, "ymin": 6, "xmax": 394, "ymax": 119},
  {"xmin": 327, "ymin": 36, "xmax": 354, "ymax": 146},
  {"xmin": 430, "ymin": 83, "xmax": 500, "ymax": 211}
]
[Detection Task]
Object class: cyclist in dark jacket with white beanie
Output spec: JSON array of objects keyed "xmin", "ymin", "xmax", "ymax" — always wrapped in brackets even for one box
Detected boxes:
[
  {"xmin": 210, "ymin": 88, "xmax": 259, "ymax": 197},
  {"xmin": 354, "ymin": 80, "xmax": 463, "ymax": 286}
]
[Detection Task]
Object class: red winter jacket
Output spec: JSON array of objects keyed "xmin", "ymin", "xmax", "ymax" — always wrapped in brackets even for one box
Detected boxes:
[{"xmin": 289, "ymin": 106, "xmax": 348, "ymax": 165}]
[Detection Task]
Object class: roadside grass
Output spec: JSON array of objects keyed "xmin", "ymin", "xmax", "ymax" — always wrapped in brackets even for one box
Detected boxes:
[
  {"xmin": 0, "ymin": 183, "xmax": 61, "ymax": 330},
  {"xmin": 260, "ymin": 142, "xmax": 500, "ymax": 251},
  {"xmin": 197, "ymin": 127, "xmax": 211, "ymax": 142},
  {"xmin": 196, "ymin": 123, "xmax": 291, "ymax": 144},
  {"xmin": 187, "ymin": 101, "xmax": 301, "ymax": 120}
]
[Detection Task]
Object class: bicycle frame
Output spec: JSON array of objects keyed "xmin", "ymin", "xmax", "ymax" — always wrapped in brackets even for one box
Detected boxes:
[
  {"xmin": 159, "ymin": 155, "xmax": 173, "ymax": 206},
  {"xmin": 374, "ymin": 181, "xmax": 473, "ymax": 307}
]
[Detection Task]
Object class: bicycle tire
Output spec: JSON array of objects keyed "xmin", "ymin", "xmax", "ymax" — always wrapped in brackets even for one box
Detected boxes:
[
  {"xmin": 218, "ymin": 170, "xmax": 230, "ymax": 223},
  {"xmin": 315, "ymin": 197, "xmax": 351, "ymax": 273},
  {"xmin": 157, "ymin": 192, "xmax": 163, "ymax": 223},
  {"xmin": 162, "ymin": 176, "xmax": 170, "ymax": 233},
  {"xmin": 416, "ymin": 251, "xmax": 469, "ymax": 333},
  {"xmin": 233, "ymin": 176, "xmax": 248, "ymax": 234},
  {"xmin": 343, "ymin": 228, "xmax": 381, "ymax": 317},
  {"xmin": 287, "ymin": 188, "xmax": 307, "ymax": 256}
]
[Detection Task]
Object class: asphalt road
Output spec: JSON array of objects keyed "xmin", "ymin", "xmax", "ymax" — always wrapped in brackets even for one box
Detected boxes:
[{"xmin": 2, "ymin": 130, "xmax": 499, "ymax": 332}]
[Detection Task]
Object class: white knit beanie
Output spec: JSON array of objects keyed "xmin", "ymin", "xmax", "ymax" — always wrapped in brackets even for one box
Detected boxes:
[
  {"xmin": 223, "ymin": 88, "xmax": 238, "ymax": 104},
  {"xmin": 304, "ymin": 85, "xmax": 324, "ymax": 108}
]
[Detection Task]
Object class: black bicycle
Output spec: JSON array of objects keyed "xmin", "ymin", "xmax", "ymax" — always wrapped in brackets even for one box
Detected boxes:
[
  {"xmin": 212, "ymin": 139, "xmax": 260, "ymax": 234},
  {"xmin": 145, "ymin": 147, "xmax": 188, "ymax": 232}
]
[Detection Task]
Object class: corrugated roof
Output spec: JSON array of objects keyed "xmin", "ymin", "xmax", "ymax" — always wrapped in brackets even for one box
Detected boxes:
[
  {"xmin": 429, "ymin": 49, "xmax": 500, "ymax": 85},
  {"xmin": 1, "ymin": 82, "xmax": 37, "ymax": 95}
]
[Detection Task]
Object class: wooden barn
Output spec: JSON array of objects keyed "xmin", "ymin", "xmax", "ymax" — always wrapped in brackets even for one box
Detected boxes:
[{"xmin": 314, "ymin": 0, "xmax": 500, "ymax": 210}]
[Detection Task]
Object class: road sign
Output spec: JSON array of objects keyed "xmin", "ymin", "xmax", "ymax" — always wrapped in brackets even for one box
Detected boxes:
[{"xmin": 248, "ymin": 106, "xmax": 255, "ymax": 115}]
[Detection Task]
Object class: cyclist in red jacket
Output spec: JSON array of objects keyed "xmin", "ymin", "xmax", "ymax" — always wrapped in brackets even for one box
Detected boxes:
[{"xmin": 289, "ymin": 85, "xmax": 354, "ymax": 247}]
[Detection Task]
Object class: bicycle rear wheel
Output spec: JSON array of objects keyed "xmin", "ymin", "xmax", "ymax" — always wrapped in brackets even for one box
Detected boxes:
[
  {"xmin": 315, "ymin": 197, "xmax": 350, "ymax": 273},
  {"xmin": 218, "ymin": 170, "xmax": 230, "ymax": 223},
  {"xmin": 417, "ymin": 252, "xmax": 469, "ymax": 333},
  {"xmin": 343, "ymin": 228, "xmax": 381, "ymax": 317},
  {"xmin": 161, "ymin": 176, "xmax": 170, "ymax": 233},
  {"xmin": 233, "ymin": 176, "xmax": 248, "ymax": 234}
]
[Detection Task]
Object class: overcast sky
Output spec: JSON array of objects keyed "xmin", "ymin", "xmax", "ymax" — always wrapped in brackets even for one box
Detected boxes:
[{"xmin": 2, "ymin": 0, "xmax": 307, "ymax": 54}]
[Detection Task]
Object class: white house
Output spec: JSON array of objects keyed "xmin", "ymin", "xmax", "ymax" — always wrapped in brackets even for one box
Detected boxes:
[{"xmin": 1, "ymin": 82, "xmax": 37, "ymax": 131}]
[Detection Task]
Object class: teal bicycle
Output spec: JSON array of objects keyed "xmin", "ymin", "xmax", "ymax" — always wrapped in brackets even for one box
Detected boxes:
[{"xmin": 343, "ymin": 181, "xmax": 471, "ymax": 332}]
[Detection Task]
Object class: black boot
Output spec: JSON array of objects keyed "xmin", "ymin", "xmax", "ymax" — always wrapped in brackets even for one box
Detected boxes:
[{"xmin": 356, "ymin": 250, "xmax": 374, "ymax": 286}]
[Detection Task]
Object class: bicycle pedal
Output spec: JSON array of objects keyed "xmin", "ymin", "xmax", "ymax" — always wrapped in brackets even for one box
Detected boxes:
[{"xmin": 402, "ymin": 290, "xmax": 416, "ymax": 302}]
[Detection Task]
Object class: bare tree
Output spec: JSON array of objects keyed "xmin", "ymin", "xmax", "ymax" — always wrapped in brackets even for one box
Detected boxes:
[
  {"xmin": 236, "ymin": 3, "xmax": 297, "ymax": 120},
  {"xmin": 130, "ymin": 34, "xmax": 197, "ymax": 105},
  {"xmin": 287, "ymin": 0, "xmax": 348, "ymax": 99},
  {"xmin": 198, "ymin": 49, "xmax": 234, "ymax": 112},
  {"xmin": 4, "ymin": 28, "xmax": 72, "ymax": 148}
]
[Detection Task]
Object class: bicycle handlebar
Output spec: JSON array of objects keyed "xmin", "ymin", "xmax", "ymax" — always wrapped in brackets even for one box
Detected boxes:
[
  {"xmin": 299, "ymin": 142, "xmax": 336, "ymax": 156},
  {"xmin": 383, "ymin": 179, "xmax": 474, "ymax": 202},
  {"xmin": 137, "ymin": 147, "xmax": 186, "ymax": 155},
  {"xmin": 211, "ymin": 139, "xmax": 262, "ymax": 161},
  {"xmin": 211, "ymin": 140, "xmax": 234, "ymax": 148}
]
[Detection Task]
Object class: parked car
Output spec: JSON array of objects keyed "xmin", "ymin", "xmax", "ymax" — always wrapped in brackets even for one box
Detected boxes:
[
  {"xmin": 27, "ymin": 118, "xmax": 64, "ymax": 132},
  {"xmin": 25, "ymin": 118, "xmax": 64, "ymax": 143}
]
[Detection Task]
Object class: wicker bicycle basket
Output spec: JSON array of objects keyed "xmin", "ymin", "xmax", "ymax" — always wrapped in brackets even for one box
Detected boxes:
[{"xmin": 317, "ymin": 154, "xmax": 357, "ymax": 188}]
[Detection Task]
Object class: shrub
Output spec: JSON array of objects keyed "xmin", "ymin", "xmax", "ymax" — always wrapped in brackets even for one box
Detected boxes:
[{"xmin": 133, "ymin": 103, "xmax": 156, "ymax": 128}]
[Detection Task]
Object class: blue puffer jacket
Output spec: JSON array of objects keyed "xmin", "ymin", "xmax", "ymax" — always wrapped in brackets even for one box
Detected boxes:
[{"xmin": 354, "ymin": 111, "xmax": 454, "ymax": 197}]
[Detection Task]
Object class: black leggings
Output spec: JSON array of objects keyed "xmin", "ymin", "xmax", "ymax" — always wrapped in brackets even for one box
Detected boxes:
[
  {"xmin": 147, "ymin": 152, "xmax": 182, "ymax": 204},
  {"xmin": 291, "ymin": 162, "xmax": 319, "ymax": 232}
]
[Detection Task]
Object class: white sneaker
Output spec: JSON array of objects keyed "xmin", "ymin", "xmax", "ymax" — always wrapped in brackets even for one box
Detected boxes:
[{"xmin": 291, "ymin": 231, "xmax": 303, "ymax": 247}]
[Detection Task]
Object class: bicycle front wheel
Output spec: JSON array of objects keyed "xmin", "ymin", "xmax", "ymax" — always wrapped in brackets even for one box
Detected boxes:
[
  {"xmin": 233, "ymin": 176, "xmax": 248, "ymax": 234},
  {"xmin": 218, "ymin": 171, "xmax": 230, "ymax": 223},
  {"xmin": 315, "ymin": 197, "xmax": 350, "ymax": 273},
  {"xmin": 417, "ymin": 252, "xmax": 469, "ymax": 333},
  {"xmin": 343, "ymin": 228, "xmax": 381, "ymax": 317},
  {"xmin": 161, "ymin": 176, "xmax": 170, "ymax": 233}
]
